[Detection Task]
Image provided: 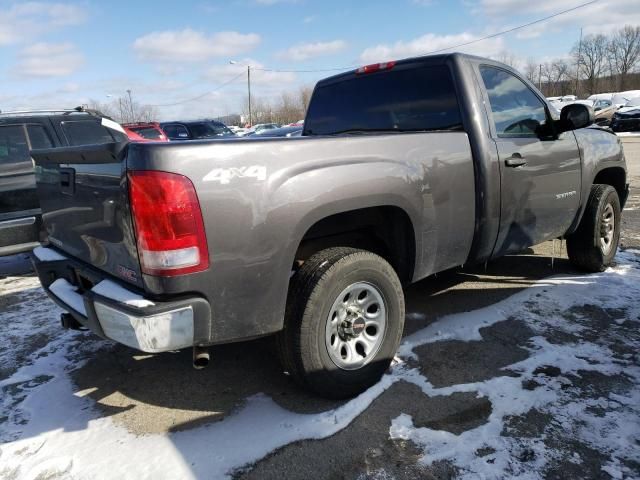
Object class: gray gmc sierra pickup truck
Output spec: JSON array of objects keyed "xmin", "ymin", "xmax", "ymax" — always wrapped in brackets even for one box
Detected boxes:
[{"xmin": 30, "ymin": 53, "xmax": 628, "ymax": 398}]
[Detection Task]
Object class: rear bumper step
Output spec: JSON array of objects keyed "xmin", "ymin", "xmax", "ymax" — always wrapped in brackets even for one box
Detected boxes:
[{"xmin": 32, "ymin": 246, "xmax": 212, "ymax": 353}]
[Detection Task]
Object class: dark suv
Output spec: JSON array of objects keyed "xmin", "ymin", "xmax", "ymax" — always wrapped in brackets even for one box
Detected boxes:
[
  {"xmin": 0, "ymin": 110, "xmax": 126, "ymax": 256},
  {"xmin": 160, "ymin": 120, "xmax": 236, "ymax": 140}
]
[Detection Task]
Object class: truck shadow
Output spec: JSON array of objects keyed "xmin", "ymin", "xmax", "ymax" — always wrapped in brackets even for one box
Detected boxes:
[{"xmin": 69, "ymin": 246, "xmax": 580, "ymax": 435}]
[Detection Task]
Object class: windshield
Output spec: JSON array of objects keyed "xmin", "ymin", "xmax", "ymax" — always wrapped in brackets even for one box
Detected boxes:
[
  {"xmin": 188, "ymin": 122, "xmax": 234, "ymax": 139},
  {"xmin": 304, "ymin": 64, "xmax": 463, "ymax": 136}
]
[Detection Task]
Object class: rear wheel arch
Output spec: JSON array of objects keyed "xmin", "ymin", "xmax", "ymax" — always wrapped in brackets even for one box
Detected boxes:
[{"xmin": 291, "ymin": 205, "xmax": 417, "ymax": 285}]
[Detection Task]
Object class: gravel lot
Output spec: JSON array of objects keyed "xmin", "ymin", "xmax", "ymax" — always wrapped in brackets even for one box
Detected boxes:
[{"xmin": 1, "ymin": 137, "xmax": 639, "ymax": 479}]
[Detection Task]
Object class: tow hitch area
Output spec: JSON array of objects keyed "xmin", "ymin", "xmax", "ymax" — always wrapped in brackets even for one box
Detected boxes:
[{"xmin": 60, "ymin": 312, "xmax": 86, "ymax": 331}]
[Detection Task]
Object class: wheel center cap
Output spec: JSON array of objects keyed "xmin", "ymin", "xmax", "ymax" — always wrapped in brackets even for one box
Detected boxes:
[
  {"xmin": 341, "ymin": 308, "xmax": 366, "ymax": 338},
  {"xmin": 351, "ymin": 317, "xmax": 366, "ymax": 335}
]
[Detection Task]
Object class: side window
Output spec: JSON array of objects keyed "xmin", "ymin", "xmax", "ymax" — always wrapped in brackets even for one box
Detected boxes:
[
  {"xmin": 26, "ymin": 124, "xmax": 54, "ymax": 149},
  {"xmin": 480, "ymin": 66, "xmax": 548, "ymax": 138},
  {"xmin": 61, "ymin": 120, "xmax": 115, "ymax": 146},
  {"xmin": 163, "ymin": 124, "xmax": 190, "ymax": 140},
  {"xmin": 0, "ymin": 125, "xmax": 30, "ymax": 165}
]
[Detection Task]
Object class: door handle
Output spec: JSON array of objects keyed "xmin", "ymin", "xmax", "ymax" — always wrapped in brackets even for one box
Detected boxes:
[{"xmin": 505, "ymin": 153, "xmax": 527, "ymax": 167}]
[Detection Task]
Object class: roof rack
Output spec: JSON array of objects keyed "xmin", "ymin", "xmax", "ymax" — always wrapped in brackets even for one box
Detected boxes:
[{"xmin": 0, "ymin": 109, "xmax": 90, "ymax": 117}]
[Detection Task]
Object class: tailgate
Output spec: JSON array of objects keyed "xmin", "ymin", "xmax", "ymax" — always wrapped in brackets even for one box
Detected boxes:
[{"xmin": 31, "ymin": 143, "xmax": 143, "ymax": 288}]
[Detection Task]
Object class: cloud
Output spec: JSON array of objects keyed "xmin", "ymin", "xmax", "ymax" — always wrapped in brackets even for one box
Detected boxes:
[
  {"xmin": 277, "ymin": 40, "xmax": 347, "ymax": 62},
  {"xmin": 0, "ymin": 2, "xmax": 87, "ymax": 46},
  {"xmin": 360, "ymin": 32, "xmax": 505, "ymax": 64},
  {"xmin": 133, "ymin": 29, "xmax": 261, "ymax": 63},
  {"xmin": 16, "ymin": 42, "xmax": 84, "ymax": 78},
  {"xmin": 475, "ymin": 0, "xmax": 640, "ymax": 38}
]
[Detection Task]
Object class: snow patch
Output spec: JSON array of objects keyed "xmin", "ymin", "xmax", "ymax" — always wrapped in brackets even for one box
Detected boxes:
[
  {"xmin": 32, "ymin": 246, "xmax": 66, "ymax": 262},
  {"xmin": 49, "ymin": 278, "xmax": 86, "ymax": 316},
  {"xmin": 91, "ymin": 279, "xmax": 155, "ymax": 308}
]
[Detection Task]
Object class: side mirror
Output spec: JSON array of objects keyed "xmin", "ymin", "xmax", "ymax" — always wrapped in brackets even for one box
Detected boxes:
[{"xmin": 559, "ymin": 103, "xmax": 594, "ymax": 131}]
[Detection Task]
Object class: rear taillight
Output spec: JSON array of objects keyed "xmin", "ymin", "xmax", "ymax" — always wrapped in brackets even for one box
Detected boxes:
[
  {"xmin": 356, "ymin": 61, "xmax": 396, "ymax": 75},
  {"xmin": 128, "ymin": 170, "xmax": 209, "ymax": 276}
]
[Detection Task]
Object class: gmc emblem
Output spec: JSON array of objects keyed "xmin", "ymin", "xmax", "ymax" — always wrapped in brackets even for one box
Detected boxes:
[{"xmin": 117, "ymin": 265, "xmax": 138, "ymax": 282}]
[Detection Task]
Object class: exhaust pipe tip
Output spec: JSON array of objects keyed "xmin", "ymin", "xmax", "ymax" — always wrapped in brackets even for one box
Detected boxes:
[{"xmin": 193, "ymin": 346, "xmax": 210, "ymax": 370}]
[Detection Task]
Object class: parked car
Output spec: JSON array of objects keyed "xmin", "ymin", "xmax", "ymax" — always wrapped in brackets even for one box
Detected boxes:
[
  {"xmin": 122, "ymin": 122, "xmax": 168, "ymax": 142},
  {"xmin": 610, "ymin": 97, "xmax": 640, "ymax": 132},
  {"xmin": 31, "ymin": 53, "xmax": 627, "ymax": 398},
  {"xmin": 247, "ymin": 123, "xmax": 281, "ymax": 135},
  {"xmin": 244, "ymin": 126, "xmax": 302, "ymax": 137},
  {"xmin": 0, "ymin": 109, "xmax": 126, "ymax": 256},
  {"xmin": 612, "ymin": 91, "xmax": 640, "ymax": 109},
  {"xmin": 572, "ymin": 99, "xmax": 617, "ymax": 126},
  {"xmin": 228, "ymin": 126, "xmax": 250, "ymax": 136},
  {"xmin": 160, "ymin": 120, "xmax": 236, "ymax": 141}
]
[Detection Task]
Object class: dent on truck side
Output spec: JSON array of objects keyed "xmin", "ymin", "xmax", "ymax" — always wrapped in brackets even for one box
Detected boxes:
[{"xmin": 567, "ymin": 128, "xmax": 626, "ymax": 234}]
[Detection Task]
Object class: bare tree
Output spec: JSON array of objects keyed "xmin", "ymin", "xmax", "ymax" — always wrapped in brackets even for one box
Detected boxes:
[
  {"xmin": 540, "ymin": 59, "xmax": 571, "ymax": 96},
  {"xmin": 523, "ymin": 58, "xmax": 540, "ymax": 86},
  {"xmin": 609, "ymin": 25, "xmax": 640, "ymax": 90},
  {"xmin": 573, "ymin": 34, "xmax": 608, "ymax": 95},
  {"xmin": 495, "ymin": 51, "xmax": 520, "ymax": 69},
  {"xmin": 87, "ymin": 97, "xmax": 159, "ymax": 124}
]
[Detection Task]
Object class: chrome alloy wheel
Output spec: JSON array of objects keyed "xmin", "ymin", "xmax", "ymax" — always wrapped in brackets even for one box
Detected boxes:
[
  {"xmin": 325, "ymin": 282, "xmax": 387, "ymax": 370},
  {"xmin": 600, "ymin": 203, "xmax": 615, "ymax": 255}
]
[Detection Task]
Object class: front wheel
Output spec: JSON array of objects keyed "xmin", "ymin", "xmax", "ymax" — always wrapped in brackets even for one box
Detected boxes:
[
  {"xmin": 277, "ymin": 247, "xmax": 405, "ymax": 399},
  {"xmin": 567, "ymin": 184, "xmax": 621, "ymax": 272}
]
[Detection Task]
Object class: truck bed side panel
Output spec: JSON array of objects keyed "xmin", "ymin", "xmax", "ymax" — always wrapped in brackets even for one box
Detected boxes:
[{"xmin": 127, "ymin": 133, "xmax": 475, "ymax": 343}]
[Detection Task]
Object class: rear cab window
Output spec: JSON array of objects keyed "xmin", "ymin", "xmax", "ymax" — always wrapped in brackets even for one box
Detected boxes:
[
  {"xmin": 162, "ymin": 124, "xmax": 191, "ymax": 140},
  {"xmin": 304, "ymin": 63, "xmax": 463, "ymax": 136}
]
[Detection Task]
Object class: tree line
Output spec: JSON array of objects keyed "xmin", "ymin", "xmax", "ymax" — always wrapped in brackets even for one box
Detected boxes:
[{"xmin": 514, "ymin": 25, "xmax": 640, "ymax": 98}]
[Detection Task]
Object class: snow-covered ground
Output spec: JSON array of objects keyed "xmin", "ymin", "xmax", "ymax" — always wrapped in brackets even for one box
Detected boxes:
[{"xmin": 1, "ymin": 251, "xmax": 639, "ymax": 479}]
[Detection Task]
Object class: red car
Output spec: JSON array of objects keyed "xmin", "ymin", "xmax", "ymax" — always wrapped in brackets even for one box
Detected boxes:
[{"xmin": 122, "ymin": 122, "xmax": 168, "ymax": 142}]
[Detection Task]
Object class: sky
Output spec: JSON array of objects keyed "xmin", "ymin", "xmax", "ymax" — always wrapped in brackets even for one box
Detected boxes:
[{"xmin": 0, "ymin": 0, "xmax": 639, "ymax": 120}]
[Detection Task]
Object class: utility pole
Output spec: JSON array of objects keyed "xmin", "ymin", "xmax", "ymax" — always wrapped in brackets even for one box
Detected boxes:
[
  {"xmin": 230, "ymin": 61, "xmax": 253, "ymax": 127},
  {"xmin": 247, "ymin": 65, "xmax": 252, "ymax": 127},
  {"xmin": 539, "ymin": 64, "xmax": 543, "ymax": 92},
  {"xmin": 126, "ymin": 89, "xmax": 134, "ymax": 122},
  {"xmin": 575, "ymin": 28, "xmax": 583, "ymax": 97}
]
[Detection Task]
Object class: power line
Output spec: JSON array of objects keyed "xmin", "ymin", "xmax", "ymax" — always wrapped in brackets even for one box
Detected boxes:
[
  {"xmin": 148, "ymin": 71, "xmax": 246, "ymax": 107},
  {"xmin": 422, "ymin": 0, "xmax": 599, "ymax": 56},
  {"xmin": 255, "ymin": 0, "xmax": 599, "ymax": 74},
  {"xmin": 139, "ymin": 0, "xmax": 600, "ymax": 107}
]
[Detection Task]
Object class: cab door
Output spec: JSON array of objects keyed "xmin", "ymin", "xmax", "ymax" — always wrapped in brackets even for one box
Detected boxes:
[{"xmin": 478, "ymin": 65, "xmax": 582, "ymax": 257}]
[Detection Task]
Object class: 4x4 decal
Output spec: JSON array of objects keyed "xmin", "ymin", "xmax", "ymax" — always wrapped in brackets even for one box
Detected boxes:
[{"xmin": 203, "ymin": 165, "xmax": 267, "ymax": 184}]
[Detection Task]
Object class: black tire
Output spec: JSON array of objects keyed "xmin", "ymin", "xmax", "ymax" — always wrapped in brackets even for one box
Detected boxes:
[
  {"xmin": 567, "ymin": 184, "xmax": 621, "ymax": 272},
  {"xmin": 277, "ymin": 247, "xmax": 405, "ymax": 399}
]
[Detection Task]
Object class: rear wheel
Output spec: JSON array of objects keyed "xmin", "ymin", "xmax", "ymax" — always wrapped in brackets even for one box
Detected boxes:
[
  {"xmin": 567, "ymin": 184, "xmax": 621, "ymax": 272},
  {"xmin": 277, "ymin": 247, "xmax": 405, "ymax": 399}
]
